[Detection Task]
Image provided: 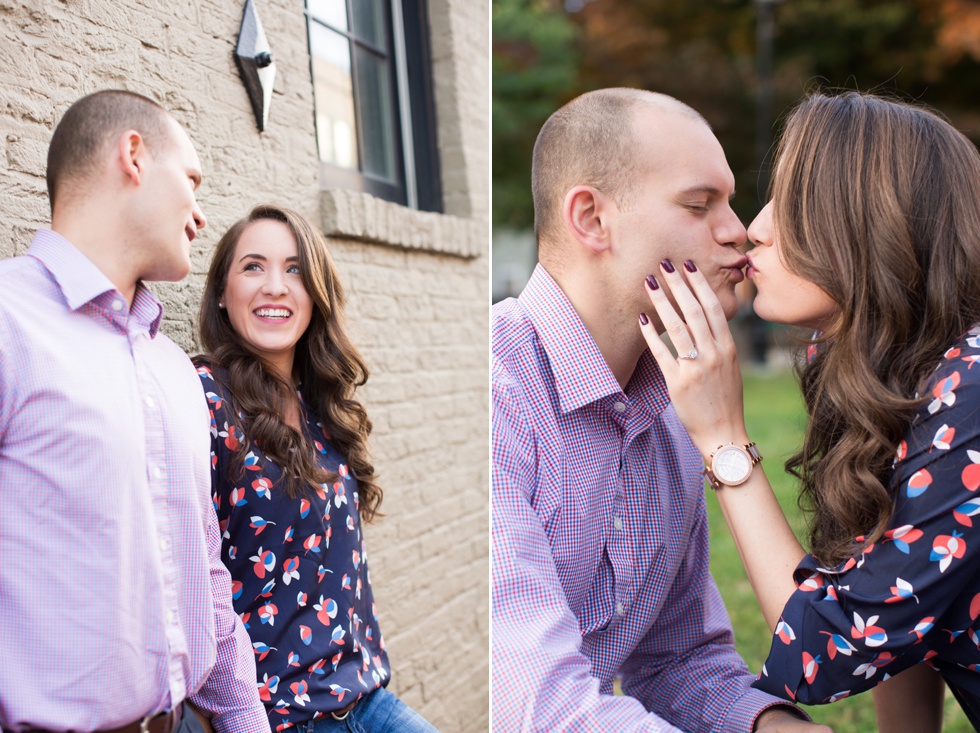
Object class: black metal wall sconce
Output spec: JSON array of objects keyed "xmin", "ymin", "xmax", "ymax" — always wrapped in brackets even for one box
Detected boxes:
[{"xmin": 235, "ymin": 0, "xmax": 276, "ymax": 132}]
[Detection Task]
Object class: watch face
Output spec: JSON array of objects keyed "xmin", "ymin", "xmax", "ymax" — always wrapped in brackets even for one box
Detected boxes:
[{"xmin": 713, "ymin": 445, "xmax": 752, "ymax": 485}]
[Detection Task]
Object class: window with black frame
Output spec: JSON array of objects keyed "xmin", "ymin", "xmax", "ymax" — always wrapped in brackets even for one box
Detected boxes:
[{"xmin": 306, "ymin": 0, "xmax": 442, "ymax": 213}]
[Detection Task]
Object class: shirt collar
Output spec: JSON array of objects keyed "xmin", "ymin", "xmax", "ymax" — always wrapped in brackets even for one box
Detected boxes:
[
  {"xmin": 519, "ymin": 264, "xmax": 671, "ymax": 416},
  {"xmin": 517, "ymin": 264, "xmax": 623, "ymax": 413},
  {"xmin": 27, "ymin": 229, "xmax": 164, "ymax": 337}
]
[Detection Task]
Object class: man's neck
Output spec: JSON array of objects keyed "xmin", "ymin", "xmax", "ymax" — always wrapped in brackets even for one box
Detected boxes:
[
  {"xmin": 51, "ymin": 208, "xmax": 139, "ymax": 305},
  {"xmin": 547, "ymin": 265, "xmax": 646, "ymax": 390}
]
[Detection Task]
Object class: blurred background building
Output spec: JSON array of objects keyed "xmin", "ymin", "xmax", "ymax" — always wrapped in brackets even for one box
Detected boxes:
[
  {"xmin": 492, "ymin": 0, "xmax": 980, "ymax": 368},
  {"xmin": 0, "ymin": 1, "xmax": 488, "ymax": 729}
]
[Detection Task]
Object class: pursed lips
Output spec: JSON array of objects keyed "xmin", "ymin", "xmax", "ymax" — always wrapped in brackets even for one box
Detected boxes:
[{"xmin": 721, "ymin": 255, "xmax": 749, "ymax": 280}]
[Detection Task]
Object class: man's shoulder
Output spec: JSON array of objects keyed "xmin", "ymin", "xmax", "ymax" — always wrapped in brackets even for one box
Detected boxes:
[
  {"xmin": 492, "ymin": 297, "xmax": 551, "ymax": 380},
  {"xmin": 492, "ymin": 298, "xmax": 546, "ymax": 395},
  {"xmin": 0, "ymin": 256, "xmax": 61, "ymax": 340},
  {"xmin": 0, "ymin": 254, "xmax": 51, "ymax": 303},
  {"xmin": 492, "ymin": 297, "xmax": 534, "ymax": 354},
  {"xmin": 0, "ymin": 253, "xmax": 38, "ymax": 271},
  {"xmin": 492, "ymin": 298, "xmax": 567, "ymax": 462}
]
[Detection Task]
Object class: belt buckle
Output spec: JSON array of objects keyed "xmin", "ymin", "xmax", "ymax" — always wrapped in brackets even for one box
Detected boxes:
[
  {"xmin": 139, "ymin": 710, "xmax": 167, "ymax": 733},
  {"xmin": 330, "ymin": 700, "xmax": 357, "ymax": 721}
]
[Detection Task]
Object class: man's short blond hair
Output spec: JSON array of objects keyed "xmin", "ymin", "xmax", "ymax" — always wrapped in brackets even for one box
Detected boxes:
[{"xmin": 531, "ymin": 88, "xmax": 707, "ymax": 255}]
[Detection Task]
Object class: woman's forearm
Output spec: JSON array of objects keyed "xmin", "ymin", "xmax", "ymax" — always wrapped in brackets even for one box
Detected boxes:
[{"xmin": 711, "ymin": 459, "xmax": 806, "ymax": 632}]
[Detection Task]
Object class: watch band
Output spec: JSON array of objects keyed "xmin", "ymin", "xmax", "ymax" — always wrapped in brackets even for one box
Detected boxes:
[{"xmin": 704, "ymin": 441, "xmax": 763, "ymax": 490}]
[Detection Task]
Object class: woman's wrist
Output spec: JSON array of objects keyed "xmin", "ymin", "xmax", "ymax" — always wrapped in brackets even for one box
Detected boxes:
[
  {"xmin": 703, "ymin": 439, "xmax": 763, "ymax": 490},
  {"xmin": 694, "ymin": 428, "xmax": 753, "ymax": 461}
]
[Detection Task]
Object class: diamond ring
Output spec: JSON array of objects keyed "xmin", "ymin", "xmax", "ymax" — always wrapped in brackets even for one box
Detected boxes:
[{"xmin": 678, "ymin": 348, "xmax": 699, "ymax": 360}]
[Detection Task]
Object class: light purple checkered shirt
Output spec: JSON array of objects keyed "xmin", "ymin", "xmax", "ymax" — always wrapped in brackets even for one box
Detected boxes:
[
  {"xmin": 0, "ymin": 231, "xmax": 268, "ymax": 732},
  {"xmin": 492, "ymin": 265, "xmax": 798, "ymax": 732}
]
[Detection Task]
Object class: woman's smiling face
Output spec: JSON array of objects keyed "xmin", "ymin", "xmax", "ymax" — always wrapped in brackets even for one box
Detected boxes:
[{"xmin": 222, "ymin": 218, "xmax": 314, "ymax": 380}]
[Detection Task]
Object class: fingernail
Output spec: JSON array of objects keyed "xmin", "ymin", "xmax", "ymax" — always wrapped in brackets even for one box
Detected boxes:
[
  {"xmin": 645, "ymin": 275, "xmax": 659, "ymax": 290},
  {"xmin": 661, "ymin": 259, "xmax": 675, "ymax": 273},
  {"xmin": 684, "ymin": 259, "xmax": 697, "ymax": 273},
  {"xmin": 639, "ymin": 312, "xmax": 649, "ymax": 325}
]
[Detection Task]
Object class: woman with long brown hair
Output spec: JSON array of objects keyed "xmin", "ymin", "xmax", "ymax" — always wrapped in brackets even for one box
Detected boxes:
[
  {"xmin": 639, "ymin": 91, "xmax": 980, "ymax": 730},
  {"xmin": 194, "ymin": 205, "xmax": 438, "ymax": 732}
]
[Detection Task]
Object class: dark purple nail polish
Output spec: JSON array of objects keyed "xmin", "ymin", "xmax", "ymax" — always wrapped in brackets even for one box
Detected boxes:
[
  {"xmin": 661, "ymin": 259, "xmax": 675, "ymax": 273},
  {"xmin": 645, "ymin": 275, "xmax": 659, "ymax": 290},
  {"xmin": 684, "ymin": 259, "xmax": 697, "ymax": 273},
  {"xmin": 639, "ymin": 312, "xmax": 649, "ymax": 325}
]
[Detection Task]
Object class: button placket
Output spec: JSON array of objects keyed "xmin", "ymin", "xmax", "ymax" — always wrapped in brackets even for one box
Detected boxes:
[
  {"xmin": 132, "ymin": 333, "xmax": 185, "ymax": 700},
  {"xmin": 607, "ymin": 455, "xmax": 631, "ymax": 623}
]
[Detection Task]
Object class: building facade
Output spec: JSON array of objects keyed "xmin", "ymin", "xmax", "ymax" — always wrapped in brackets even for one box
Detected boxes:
[{"xmin": 0, "ymin": 0, "xmax": 488, "ymax": 729}]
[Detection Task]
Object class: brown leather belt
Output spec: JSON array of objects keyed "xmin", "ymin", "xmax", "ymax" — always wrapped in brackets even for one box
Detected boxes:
[{"xmin": 25, "ymin": 704, "xmax": 182, "ymax": 733}]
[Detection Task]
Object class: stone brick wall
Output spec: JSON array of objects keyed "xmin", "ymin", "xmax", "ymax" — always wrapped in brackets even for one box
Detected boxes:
[{"xmin": 0, "ymin": 1, "xmax": 488, "ymax": 730}]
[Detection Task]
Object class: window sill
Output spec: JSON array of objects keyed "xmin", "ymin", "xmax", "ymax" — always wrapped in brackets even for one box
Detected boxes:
[{"xmin": 319, "ymin": 189, "xmax": 484, "ymax": 260}]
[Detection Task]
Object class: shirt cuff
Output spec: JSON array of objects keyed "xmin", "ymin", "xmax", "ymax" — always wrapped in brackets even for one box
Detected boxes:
[
  {"xmin": 211, "ymin": 707, "xmax": 271, "ymax": 733},
  {"xmin": 752, "ymin": 700, "xmax": 812, "ymax": 729},
  {"xmin": 722, "ymin": 686, "xmax": 811, "ymax": 732}
]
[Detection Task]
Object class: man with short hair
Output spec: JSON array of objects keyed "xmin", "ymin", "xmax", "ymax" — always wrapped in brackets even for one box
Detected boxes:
[
  {"xmin": 0, "ymin": 90, "xmax": 269, "ymax": 732},
  {"xmin": 492, "ymin": 89, "xmax": 830, "ymax": 732}
]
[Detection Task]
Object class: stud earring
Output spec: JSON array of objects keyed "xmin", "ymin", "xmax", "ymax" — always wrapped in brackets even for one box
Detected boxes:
[{"xmin": 218, "ymin": 302, "xmax": 226, "ymax": 309}]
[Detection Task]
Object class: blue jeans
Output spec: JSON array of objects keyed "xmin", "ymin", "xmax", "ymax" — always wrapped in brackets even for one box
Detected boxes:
[{"xmin": 305, "ymin": 687, "xmax": 440, "ymax": 733}]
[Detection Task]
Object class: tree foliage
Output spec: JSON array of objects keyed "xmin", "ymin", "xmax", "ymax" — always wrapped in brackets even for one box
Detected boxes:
[
  {"xmin": 492, "ymin": 0, "xmax": 580, "ymax": 229},
  {"xmin": 493, "ymin": 0, "xmax": 980, "ymax": 228}
]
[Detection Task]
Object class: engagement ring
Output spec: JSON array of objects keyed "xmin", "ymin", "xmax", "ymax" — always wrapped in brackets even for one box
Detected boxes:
[{"xmin": 678, "ymin": 348, "xmax": 699, "ymax": 360}]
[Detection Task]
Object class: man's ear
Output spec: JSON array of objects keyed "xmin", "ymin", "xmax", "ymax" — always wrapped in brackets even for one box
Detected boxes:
[
  {"xmin": 115, "ymin": 129, "xmax": 147, "ymax": 186},
  {"xmin": 562, "ymin": 185, "xmax": 613, "ymax": 254}
]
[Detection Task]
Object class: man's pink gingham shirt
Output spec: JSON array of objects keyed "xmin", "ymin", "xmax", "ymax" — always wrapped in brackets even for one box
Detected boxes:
[
  {"xmin": 492, "ymin": 265, "xmax": 796, "ymax": 731},
  {"xmin": 0, "ymin": 231, "xmax": 268, "ymax": 732}
]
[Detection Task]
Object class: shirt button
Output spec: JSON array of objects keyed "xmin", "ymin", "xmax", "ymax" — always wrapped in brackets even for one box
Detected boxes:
[
  {"xmin": 159, "ymin": 538, "xmax": 168, "ymax": 552},
  {"xmin": 166, "ymin": 610, "xmax": 175, "ymax": 624},
  {"xmin": 111, "ymin": 299, "xmax": 124, "ymax": 311},
  {"xmin": 613, "ymin": 401, "xmax": 626, "ymax": 412},
  {"xmin": 616, "ymin": 602, "xmax": 624, "ymax": 615},
  {"xmin": 614, "ymin": 517, "xmax": 623, "ymax": 531},
  {"xmin": 152, "ymin": 466, "xmax": 162, "ymax": 479},
  {"xmin": 145, "ymin": 395, "xmax": 155, "ymax": 408}
]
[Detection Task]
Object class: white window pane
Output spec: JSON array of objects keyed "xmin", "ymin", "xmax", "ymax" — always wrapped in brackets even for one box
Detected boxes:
[
  {"xmin": 310, "ymin": 23, "xmax": 358, "ymax": 170},
  {"xmin": 307, "ymin": 0, "xmax": 347, "ymax": 31}
]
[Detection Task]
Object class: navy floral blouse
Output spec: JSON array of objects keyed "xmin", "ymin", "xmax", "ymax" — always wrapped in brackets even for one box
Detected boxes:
[
  {"xmin": 755, "ymin": 327, "xmax": 980, "ymax": 704},
  {"xmin": 197, "ymin": 364, "xmax": 390, "ymax": 730}
]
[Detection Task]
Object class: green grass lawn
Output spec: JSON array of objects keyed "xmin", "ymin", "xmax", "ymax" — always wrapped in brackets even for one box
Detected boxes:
[{"xmin": 709, "ymin": 370, "xmax": 972, "ymax": 731}]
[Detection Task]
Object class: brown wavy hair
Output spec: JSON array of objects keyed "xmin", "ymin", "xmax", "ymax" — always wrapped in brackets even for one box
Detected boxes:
[
  {"xmin": 773, "ymin": 92, "xmax": 980, "ymax": 565},
  {"xmin": 195, "ymin": 205, "xmax": 382, "ymax": 522}
]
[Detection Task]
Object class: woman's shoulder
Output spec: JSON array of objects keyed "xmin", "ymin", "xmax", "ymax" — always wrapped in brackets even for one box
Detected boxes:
[
  {"xmin": 192, "ymin": 358, "xmax": 235, "ymax": 413},
  {"xmin": 906, "ymin": 326, "xmax": 980, "ymax": 431},
  {"xmin": 193, "ymin": 357, "xmax": 229, "ymax": 386},
  {"xmin": 925, "ymin": 326, "xmax": 980, "ymax": 391},
  {"xmin": 943, "ymin": 325, "xmax": 980, "ymax": 365}
]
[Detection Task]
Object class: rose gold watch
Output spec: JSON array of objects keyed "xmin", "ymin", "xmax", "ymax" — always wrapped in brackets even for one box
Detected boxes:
[{"xmin": 704, "ymin": 442, "xmax": 763, "ymax": 490}]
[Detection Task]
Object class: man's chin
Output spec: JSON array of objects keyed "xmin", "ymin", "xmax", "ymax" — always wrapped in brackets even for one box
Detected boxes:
[{"xmin": 143, "ymin": 260, "xmax": 192, "ymax": 284}]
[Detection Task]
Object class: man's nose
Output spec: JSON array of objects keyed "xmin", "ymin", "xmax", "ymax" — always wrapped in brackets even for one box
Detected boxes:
[
  {"xmin": 719, "ymin": 208, "xmax": 747, "ymax": 248},
  {"xmin": 193, "ymin": 203, "xmax": 206, "ymax": 231}
]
